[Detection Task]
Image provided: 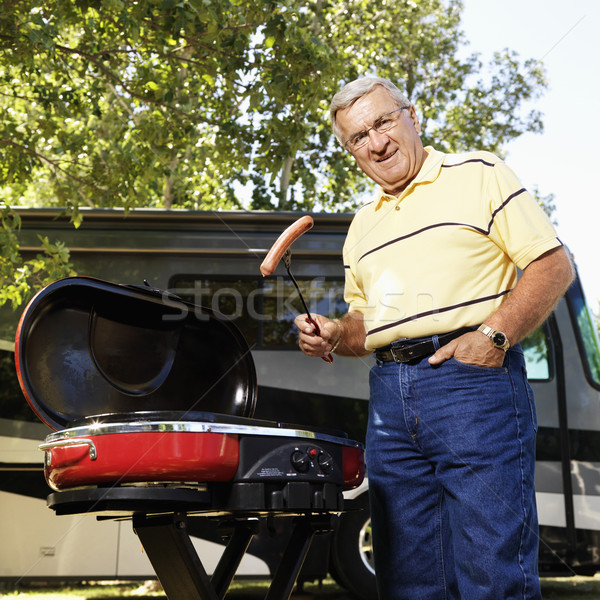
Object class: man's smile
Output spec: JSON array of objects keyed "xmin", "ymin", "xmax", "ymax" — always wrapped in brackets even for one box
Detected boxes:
[{"xmin": 376, "ymin": 149, "xmax": 397, "ymax": 162}]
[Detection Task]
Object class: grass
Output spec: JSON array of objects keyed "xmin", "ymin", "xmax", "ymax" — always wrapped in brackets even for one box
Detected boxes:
[
  {"xmin": 541, "ymin": 573, "xmax": 600, "ymax": 599},
  {"xmin": 3, "ymin": 575, "xmax": 600, "ymax": 599}
]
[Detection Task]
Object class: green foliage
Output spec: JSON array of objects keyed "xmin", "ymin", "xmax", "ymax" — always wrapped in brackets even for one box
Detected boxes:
[
  {"xmin": 0, "ymin": 208, "xmax": 76, "ymax": 308},
  {"xmin": 530, "ymin": 186, "xmax": 557, "ymax": 224},
  {"xmin": 1, "ymin": 0, "xmax": 340, "ymax": 212},
  {"xmin": 0, "ymin": 0, "xmax": 549, "ymax": 307}
]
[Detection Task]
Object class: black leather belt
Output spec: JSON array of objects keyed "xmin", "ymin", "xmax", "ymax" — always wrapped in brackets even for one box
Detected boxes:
[{"xmin": 375, "ymin": 327, "xmax": 477, "ymax": 363}]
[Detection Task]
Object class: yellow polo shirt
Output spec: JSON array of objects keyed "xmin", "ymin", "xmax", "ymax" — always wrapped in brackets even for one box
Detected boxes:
[{"xmin": 343, "ymin": 147, "xmax": 563, "ymax": 350}]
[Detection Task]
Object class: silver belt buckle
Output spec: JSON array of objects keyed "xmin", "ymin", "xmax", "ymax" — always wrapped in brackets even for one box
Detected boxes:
[{"xmin": 389, "ymin": 345, "xmax": 406, "ymax": 363}]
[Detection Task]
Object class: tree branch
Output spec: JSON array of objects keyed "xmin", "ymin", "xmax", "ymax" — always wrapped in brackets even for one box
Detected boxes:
[{"xmin": 2, "ymin": 138, "xmax": 107, "ymax": 194}]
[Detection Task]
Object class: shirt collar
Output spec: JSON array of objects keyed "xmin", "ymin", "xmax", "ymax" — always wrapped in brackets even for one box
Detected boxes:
[{"xmin": 374, "ymin": 147, "xmax": 445, "ymax": 210}]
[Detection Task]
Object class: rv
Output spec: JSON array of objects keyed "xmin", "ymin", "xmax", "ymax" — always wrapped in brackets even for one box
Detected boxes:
[{"xmin": 1, "ymin": 208, "xmax": 600, "ymax": 598}]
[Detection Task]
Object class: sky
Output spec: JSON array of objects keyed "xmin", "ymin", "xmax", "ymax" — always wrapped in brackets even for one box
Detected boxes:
[{"xmin": 459, "ymin": 0, "xmax": 600, "ymax": 307}]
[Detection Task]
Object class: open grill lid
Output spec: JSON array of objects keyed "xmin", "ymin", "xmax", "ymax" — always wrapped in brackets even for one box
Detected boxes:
[{"xmin": 15, "ymin": 277, "xmax": 257, "ymax": 430}]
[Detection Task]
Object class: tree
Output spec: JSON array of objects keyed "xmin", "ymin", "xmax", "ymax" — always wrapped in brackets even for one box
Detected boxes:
[
  {"xmin": 1, "ymin": 0, "xmax": 337, "ymax": 212},
  {"xmin": 0, "ymin": 0, "xmax": 548, "ymax": 307}
]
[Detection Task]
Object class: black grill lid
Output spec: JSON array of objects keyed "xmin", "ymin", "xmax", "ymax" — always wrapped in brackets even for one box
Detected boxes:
[{"xmin": 15, "ymin": 277, "xmax": 257, "ymax": 430}]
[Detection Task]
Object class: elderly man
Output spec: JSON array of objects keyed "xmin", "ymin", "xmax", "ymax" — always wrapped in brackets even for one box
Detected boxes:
[{"xmin": 295, "ymin": 76, "xmax": 574, "ymax": 599}]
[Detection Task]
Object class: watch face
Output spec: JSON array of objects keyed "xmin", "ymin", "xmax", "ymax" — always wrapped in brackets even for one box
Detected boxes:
[{"xmin": 492, "ymin": 332, "xmax": 507, "ymax": 347}]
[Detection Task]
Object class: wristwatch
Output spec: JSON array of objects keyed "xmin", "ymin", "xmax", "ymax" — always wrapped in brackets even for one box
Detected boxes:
[{"xmin": 477, "ymin": 324, "xmax": 510, "ymax": 351}]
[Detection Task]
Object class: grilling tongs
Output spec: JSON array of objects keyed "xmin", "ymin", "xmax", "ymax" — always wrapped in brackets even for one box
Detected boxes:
[{"xmin": 260, "ymin": 215, "xmax": 333, "ymax": 363}]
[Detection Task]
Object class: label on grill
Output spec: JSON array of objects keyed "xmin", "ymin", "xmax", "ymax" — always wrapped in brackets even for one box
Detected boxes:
[{"xmin": 257, "ymin": 467, "xmax": 286, "ymax": 477}]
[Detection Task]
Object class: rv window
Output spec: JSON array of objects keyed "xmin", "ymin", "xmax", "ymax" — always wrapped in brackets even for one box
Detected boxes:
[
  {"xmin": 261, "ymin": 278, "xmax": 347, "ymax": 348},
  {"xmin": 520, "ymin": 326, "xmax": 550, "ymax": 380},
  {"xmin": 568, "ymin": 281, "xmax": 600, "ymax": 388},
  {"xmin": 169, "ymin": 276, "xmax": 347, "ymax": 349},
  {"xmin": 0, "ymin": 347, "xmax": 38, "ymax": 423}
]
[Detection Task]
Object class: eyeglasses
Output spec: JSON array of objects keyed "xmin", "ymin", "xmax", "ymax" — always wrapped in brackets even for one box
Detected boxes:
[{"xmin": 343, "ymin": 106, "xmax": 411, "ymax": 152}]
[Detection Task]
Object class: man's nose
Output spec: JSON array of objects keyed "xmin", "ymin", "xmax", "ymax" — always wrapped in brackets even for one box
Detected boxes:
[{"xmin": 368, "ymin": 128, "xmax": 389, "ymax": 151}]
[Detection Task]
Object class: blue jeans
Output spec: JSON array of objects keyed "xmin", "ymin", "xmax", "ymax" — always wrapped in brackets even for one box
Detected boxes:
[{"xmin": 366, "ymin": 344, "xmax": 541, "ymax": 600}]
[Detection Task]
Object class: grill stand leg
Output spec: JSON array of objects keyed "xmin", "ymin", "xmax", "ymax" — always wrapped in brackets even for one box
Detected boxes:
[
  {"xmin": 133, "ymin": 512, "xmax": 219, "ymax": 600},
  {"xmin": 133, "ymin": 512, "xmax": 333, "ymax": 600},
  {"xmin": 210, "ymin": 519, "xmax": 258, "ymax": 598},
  {"xmin": 265, "ymin": 515, "xmax": 331, "ymax": 600}
]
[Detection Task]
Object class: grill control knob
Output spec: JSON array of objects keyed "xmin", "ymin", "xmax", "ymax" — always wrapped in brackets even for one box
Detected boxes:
[
  {"xmin": 317, "ymin": 451, "xmax": 334, "ymax": 473},
  {"xmin": 291, "ymin": 450, "xmax": 310, "ymax": 473}
]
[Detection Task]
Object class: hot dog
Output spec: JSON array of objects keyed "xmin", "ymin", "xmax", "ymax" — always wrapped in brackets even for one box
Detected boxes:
[{"xmin": 260, "ymin": 215, "xmax": 314, "ymax": 277}]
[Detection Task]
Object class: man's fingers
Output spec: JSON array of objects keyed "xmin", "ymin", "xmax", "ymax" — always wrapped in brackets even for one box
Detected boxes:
[
  {"xmin": 294, "ymin": 313, "xmax": 317, "ymax": 335},
  {"xmin": 295, "ymin": 313, "xmax": 333, "ymax": 358},
  {"xmin": 428, "ymin": 339, "xmax": 457, "ymax": 365},
  {"xmin": 428, "ymin": 333, "xmax": 506, "ymax": 368}
]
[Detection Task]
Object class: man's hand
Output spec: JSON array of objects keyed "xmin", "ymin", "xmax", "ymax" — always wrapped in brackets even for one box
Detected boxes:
[
  {"xmin": 294, "ymin": 311, "xmax": 370, "ymax": 359},
  {"xmin": 428, "ymin": 331, "xmax": 505, "ymax": 367},
  {"xmin": 294, "ymin": 314, "xmax": 340, "ymax": 359}
]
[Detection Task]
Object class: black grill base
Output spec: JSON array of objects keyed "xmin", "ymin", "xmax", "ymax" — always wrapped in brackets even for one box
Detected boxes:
[{"xmin": 48, "ymin": 479, "xmax": 344, "ymax": 516}]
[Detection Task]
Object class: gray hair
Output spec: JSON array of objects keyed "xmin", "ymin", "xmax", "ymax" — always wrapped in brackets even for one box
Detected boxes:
[{"xmin": 330, "ymin": 77, "xmax": 410, "ymax": 144}]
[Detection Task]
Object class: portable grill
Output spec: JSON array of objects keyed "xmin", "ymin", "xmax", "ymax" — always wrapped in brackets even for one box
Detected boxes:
[{"xmin": 15, "ymin": 277, "xmax": 365, "ymax": 599}]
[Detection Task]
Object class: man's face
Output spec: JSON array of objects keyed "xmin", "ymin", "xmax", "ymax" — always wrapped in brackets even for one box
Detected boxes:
[{"xmin": 336, "ymin": 86, "xmax": 427, "ymax": 196}]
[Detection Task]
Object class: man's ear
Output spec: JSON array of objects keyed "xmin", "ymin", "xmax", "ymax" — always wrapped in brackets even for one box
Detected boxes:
[{"xmin": 407, "ymin": 106, "xmax": 421, "ymax": 135}]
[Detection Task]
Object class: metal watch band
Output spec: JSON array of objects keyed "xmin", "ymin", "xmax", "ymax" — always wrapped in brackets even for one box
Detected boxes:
[{"xmin": 477, "ymin": 324, "xmax": 510, "ymax": 351}]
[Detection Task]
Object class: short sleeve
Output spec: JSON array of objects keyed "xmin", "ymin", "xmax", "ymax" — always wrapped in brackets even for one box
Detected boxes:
[{"xmin": 486, "ymin": 160, "xmax": 562, "ymax": 270}]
